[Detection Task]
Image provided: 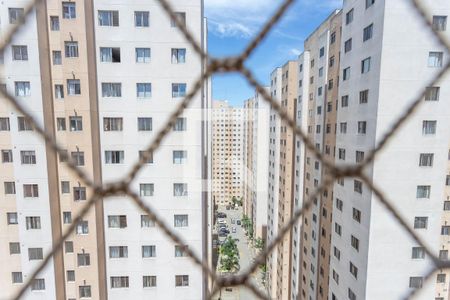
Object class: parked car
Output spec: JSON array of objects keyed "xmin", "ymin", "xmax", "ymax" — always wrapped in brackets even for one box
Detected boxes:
[
  {"xmin": 219, "ymin": 228, "xmax": 230, "ymax": 234},
  {"xmin": 218, "ymin": 223, "xmax": 227, "ymax": 228},
  {"xmin": 236, "ymin": 220, "xmax": 241, "ymax": 225},
  {"xmin": 232, "ymin": 227, "xmax": 236, "ymax": 233},
  {"xmin": 231, "ymin": 218, "xmax": 235, "ymax": 224},
  {"xmin": 218, "ymin": 232, "xmax": 228, "ymax": 237},
  {"xmin": 217, "ymin": 212, "xmax": 227, "ymax": 218},
  {"xmin": 218, "ymin": 219, "xmax": 226, "ymax": 224},
  {"xmin": 226, "ymin": 206, "xmax": 230, "ymax": 210}
]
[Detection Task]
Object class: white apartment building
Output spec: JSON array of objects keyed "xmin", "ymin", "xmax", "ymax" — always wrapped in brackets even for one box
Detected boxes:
[
  {"xmin": 212, "ymin": 100, "xmax": 244, "ymax": 206},
  {"xmin": 329, "ymin": 0, "xmax": 450, "ymax": 299},
  {"xmin": 0, "ymin": 1, "xmax": 210, "ymax": 299}
]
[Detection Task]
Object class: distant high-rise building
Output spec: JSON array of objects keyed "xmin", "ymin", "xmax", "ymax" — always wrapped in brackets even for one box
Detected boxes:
[
  {"xmin": 0, "ymin": 1, "xmax": 210, "ymax": 299},
  {"xmin": 243, "ymin": 88, "xmax": 270, "ymax": 242},
  {"xmin": 212, "ymin": 100, "xmax": 244, "ymax": 206}
]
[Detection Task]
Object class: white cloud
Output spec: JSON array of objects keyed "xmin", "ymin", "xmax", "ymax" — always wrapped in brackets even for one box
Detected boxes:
[{"xmin": 289, "ymin": 48, "xmax": 302, "ymax": 56}]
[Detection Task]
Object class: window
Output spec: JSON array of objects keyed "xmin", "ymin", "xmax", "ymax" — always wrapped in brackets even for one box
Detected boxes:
[
  {"xmin": 135, "ymin": 11, "xmax": 149, "ymax": 27},
  {"xmin": 412, "ymin": 247, "xmax": 425, "ymax": 259},
  {"xmin": 416, "ymin": 185, "xmax": 431, "ymax": 198},
  {"xmin": 138, "ymin": 118, "xmax": 152, "ymax": 131},
  {"xmin": 79, "ymin": 286, "xmax": 91, "ymax": 298},
  {"xmin": 334, "ymin": 223, "xmax": 342, "ymax": 236},
  {"xmin": 442, "ymin": 226, "xmax": 450, "ymax": 235},
  {"xmin": 348, "ymin": 289, "xmax": 356, "ymax": 300},
  {"xmin": 172, "ymin": 83, "xmax": 187, "ymax": 97},
  {"xmin": 173, "ymin": 151, "xmax": 187, "ymax": 164},
  {"xmin": 77, "ymin": 253, "xmax": 90, "ymax": 266},
  {"xmin": 55, "ymin": 84, "xmax": 64, "ymax": 99},
  {"xmin": 174, "ymin": 214, "xmax": 188, "ymax": 227},
  {"xmin": 349, "ymin": 262, "xmax": 358, "ymax": 279},
  {"xmin": 425, "ymin": 87, "xmax": 440, "ymax": 101},
  {"xmin": 422, "ymin": 120, "xmax": 437, "ymax": 135},
  {"xmin": 360, "ymin": 90, "xmax": 369, "ymax": 103},
  {"xmin": 419, "ymin": 153, "xmax": 434, "ymax": 166},
  {"xmin": 111, "ymin": 276, "xmax": 129, "ymax": 288},
  {"xmin": 351, "ymin": 235, "xmax": 359, "ymax": 251},
  {"xmin": 343, "ymin": 67, "xmax": 350, "ymax": 81},
  {"xmin": 171, "ymin": 48, "xmax": 186, "ymax": 64},
  {"xmin": 98, "ymin": 10, "xmax": 119, "ymax": 26},
  {"xmin": 139, "ymin": 151, "xmax": 153, "ymax": 164},
  {"xmin": 99, "ymin": 47, "xmax": 120, "ymax": 62},
  {"xmin": 354, "ymin": 180, "xmax": 363, "ymax": 194},
  {"xmin": 26, "ymin": 216, "xmax": 41, "ymax": 229},
  {"xmin": 4, "ymin": 182, "xmax": 16, "ymax": 194},
  {"xmin": 409, "ymin": 277, "xmax": 423, "ymax": 288},
  {"xmin": 140, "ymin": 183, "xmax": 154, "ymax": 197},
  {"xmin": 108, "ymin": 215, "xmax": 127, "ymax": 228},
  {"xmin": 361, "ymin": 57, "xmax": 371, "ymax": 73},
  {"xmin": 414, "ymin": 216, "xmax": 428, "ymax": 229},
  {"xmin": 334, "ymin": 246, "xmax": 340, "ymax": 260},
  {"xmin": 363, "ymin": 24, "xmax": 373, "ymax": 41},
  {"xmin": 440, "ymin": 250, "xmax": 449, "ymax": 260},
  {"xmin": 332, "ymin": 270, "xmax": 339, "ymax": 284},
  {"xmin": 444, "ymin": 201, "xmax": 450, "ymax": 211},
  {"xmin": 63, "ymin": 212, "xmax": 72, "ymax": 224},
  {"xmin": 352, "ymin": 208, "xmax": 361, "ymax": 223},
  {"xmin": 143, "ymin": 276, "xmax": 157, "ymax": 287},
  {"xmin": 142, "ymin": 245, "xmax": 156, "ymax": 258},
  {"xmin": 50, "ymin": 16, "xmax": 59, "ymax": 30},
  {"xmin": 135, "ymin": 48, "xmax": 151, "ymax": 63},
  {"xmin": 171, "ymin": 12, "xmax": 186, "ymax": 27},
  {"xmin": 64, "ymin": 241, "xmax": 73, "ymax": 253},
  {"xmin": 428, "ymin": 52, "xmax": 444, "ymax": 67},
  {"xmin": 103, "ymin": 117, "xmax": 123, "ymax": 131},
  {"xmin": 366, "ymin": 0, "xmax": 375, "ymax": 9},
  {"xmin": 9, "ymin": 8, "xmax": 24, "ymax": 24},
  {"xmin": 433, "ymin": 16, "xmax": 447, "ymax": 31},
  {"xmin": 109, "ymin": 246, "xmax": 128, "ymax": 258},
  {"xmin": 71, "ymin": 151, "xmax": 85, "ymax": 166},
  {"xmin": 62, "ymin": 2, "xmax": 76, "ymax": 19},
  {"xmin": 319, "ymin": 47, "xmax": 325, "ymax": 58},
  {"xmin": 64, "ymin": 41, "xmax": 79, "ymax": 58},
  {"xmin": 10, "ymin": 242, "xmax": 20, "ymax": 254},
  {"xmin": 137, "ymin": 83, "xmax": 151, "ymax": 98},
  {"xmin": 56, "ymin": 118, "xmax": 66, "ymax": 131},
  {"xmin": 338, "ymin": 148, "xmax": 345, "ymax": 160},
  {"xmin": 67, "ymin": 79, "xmax": 81, "ymax": 95},
  {"xmin": 76, "ymin": 221, "xmax": 89, "ymax": 235},
  {"xmin": 175, "ymin": 275, "xmax": 189, "ymax": 287},
  {"xmin": 12, "ymin": 272, "xmax": 23, "ymax": 283},
  {"xmin": 69, "ymin": 116, "xmax": 83, "ymax": 131},
  {"xmin": 358, "ymin": 121, "xmax": 367, "ymax": 134},
  {"xmin": 330, "ymin": 32, "xmax": 336, "ymax": 44},
  {"xmin": 102, "ymin": 83, "xmax": 121, "ymax": 97},
  {"xmin": 2, "ymin": 150, "xmax": 13, "ymax": 163},
  {"xmin": 7, "ymin": 212, "xmax": 18, "ymax": 224},
  {"xmin": 174, "ymin": 183, "xmax": 188, "ymax": 196},
  {"xmin": 31, "ymin": 279, "xmax": 45, "ymax": 291},
  {"xmin": 346, "ymin": 9, "xmax": 353, "ymax": 25},
  {"xmin": 61, "ymin": 181, "xmax": 70, "ymax": 193},
  {"xmin": 318, "ymin": 86, "xmax": 323, "ymax": 96},
  {"xmin": 18, "ymin": 117, "xmax": 33, "ymax": 131},
  {"xmin": 344, "ymin": 39, "xmax": 352, "ymax": 53},
  {"xmin": 336, "ymin": 198, "xmax": 343, "ymax": 211},
  {"xmin": 173, "ymin": 117, "xmax": 187, "ymax": 131},
  {"xmin": 12, "ymin": 45, "xmax": 28, "ymax": 61},
  {"xmin": 23, "ymin": 184, "xmax": 39, "ymax": 197},
  {"xmin": 141, "ymin": 215, "xmax": 155, "ymax": 228},
  {"xmin": 175, "ymin": 245, "xmax": 188, "ymax": 257},
  {"xmin": 0, "ymin": 118, "xmax": 10, "ymax": 131},
  {"xmin": 105, "ymin": 151, "xmax": 124, "ymax": 164},
  {"xmin": 28, "ymin": 248, "xmax": 43, "ymax": 260},
  {"xmin": 66, "ymin": 270, "xmax": 75, "ymax": 282},
  {"xmin": 15, "ymin": 81, "xmax": 31, "ymax": 97},
  {"xmin": 73, "ymin": 186, "xmax": 86, "ymax": 201},
  {"xmin": 355, "ymin": 151, "xmax": 365, "ymax": 163},
  {"xmin": 329, "ymin": 56, "xmax": 335, "ymax": 67},
  {"xmin": 437, "ymin": 273, "xmax": 446, "ymax": 283}
]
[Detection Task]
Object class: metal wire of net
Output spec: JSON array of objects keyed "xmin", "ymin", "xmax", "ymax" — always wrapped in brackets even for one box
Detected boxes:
[{"xmin": 0, "ymin": 0, "xmax": 449, "ymax": 299}]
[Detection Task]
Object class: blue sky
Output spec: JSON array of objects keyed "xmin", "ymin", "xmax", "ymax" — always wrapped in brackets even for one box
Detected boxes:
[{"xmin": 205, "ymin": 0, "xmax": 342, "ymax": 106}]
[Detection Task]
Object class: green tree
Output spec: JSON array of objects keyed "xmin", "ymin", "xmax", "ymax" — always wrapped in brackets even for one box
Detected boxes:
[
  {"xmin": 219, "ymin": 236, "xmax": 240, "ymax": 273},
  {"xmin": 254, "ymin": 237, "xmax": 264, "ymax": 251}
]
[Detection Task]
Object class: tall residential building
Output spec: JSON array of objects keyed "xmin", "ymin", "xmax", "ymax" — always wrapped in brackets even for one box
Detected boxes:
[
  {"xmin": 212, "ymin": 100, "xmax": 244, "ymax": 206},
  {"xmin": 0, "ymin": 1, "xmax": 210, "ymax": 299},
  {"xmin": 288, "ymin": 1, "xmax": 450, "ymax": 300},
  {"xmin": 292, "ymin": 10, "xmax": 342, "ymax": 300},
  {"xmin": 266, "ymin": 61, "xmax": 298, "ymax": 300},
  {"xmin": 243, "ymin": 88, "xmax": 270, "ymax": 241}
]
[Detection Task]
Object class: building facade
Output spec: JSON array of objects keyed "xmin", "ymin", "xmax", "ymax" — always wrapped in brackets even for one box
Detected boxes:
[
  {"xmin": 0, "ymin": 1, "xmax": 210, "ymax": 299},
  {"xmin": 212, "ymin": 100, "xmax": 243, "ymax": 206}
]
